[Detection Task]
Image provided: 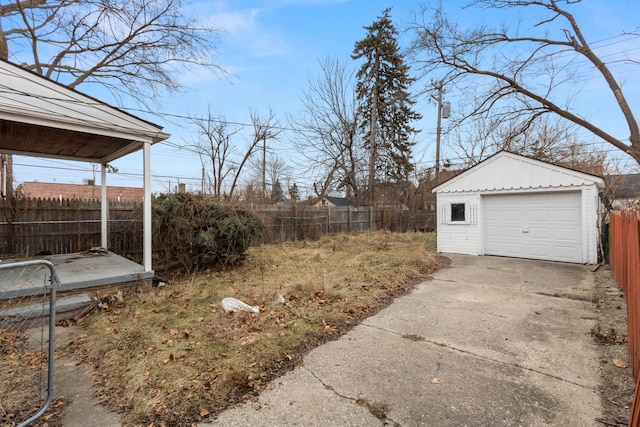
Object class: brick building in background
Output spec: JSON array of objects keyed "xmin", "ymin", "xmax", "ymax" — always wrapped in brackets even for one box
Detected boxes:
[{"xmin": 17, "ymin": 181, "xmax": 143, "ymax": 202}]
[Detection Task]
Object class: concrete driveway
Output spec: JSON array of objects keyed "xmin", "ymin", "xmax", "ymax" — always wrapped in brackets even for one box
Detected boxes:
[{"xmin": 203, "ymin": 254, "xmax": 602, "ymax": 427}]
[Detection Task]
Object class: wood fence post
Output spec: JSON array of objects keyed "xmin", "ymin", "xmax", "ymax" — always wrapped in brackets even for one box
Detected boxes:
[
  {"xmin": 326, "ymin": 205, "xmax": 330, "ymax": 235},
  {"xmin": 369, "ymin": 205, "xmax": 374, "ymax": 231},
  {"xmin": 3, "ymin": 196, "xmax": 17, "ymax": 254}
]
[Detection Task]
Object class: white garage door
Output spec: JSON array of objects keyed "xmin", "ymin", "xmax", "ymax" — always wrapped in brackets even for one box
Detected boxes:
[{"xmin": 483, "ymin": 192, "xmax": 583, "ymax": 263}]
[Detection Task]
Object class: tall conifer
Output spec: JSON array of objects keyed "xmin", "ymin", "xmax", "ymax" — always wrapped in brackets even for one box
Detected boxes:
[{"xmin": 352, "ymin": 8, "xmax": 421, "ymax": 202}]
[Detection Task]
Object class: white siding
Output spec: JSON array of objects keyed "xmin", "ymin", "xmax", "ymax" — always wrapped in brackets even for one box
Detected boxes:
[
  {"xmin": 437, "ymin": 194, "xmax": 481, "ymax": 256},
  {"xmin": 583, "ymin": 185, "xmax": 601, "ymax": 264},
  {"xmin": 435, "ymin": 152, "xmax": 602, "ymax": 194},
  {"xmin": 434, "ymin": 152, "xmax": 604, "ymax": 264}
]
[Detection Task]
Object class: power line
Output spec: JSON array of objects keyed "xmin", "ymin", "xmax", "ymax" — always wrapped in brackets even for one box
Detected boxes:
[{"xmin": 13, "ymin": 162, "xmax": 202, "ymax": 183}]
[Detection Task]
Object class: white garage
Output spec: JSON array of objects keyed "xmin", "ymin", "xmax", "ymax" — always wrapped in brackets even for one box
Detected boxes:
[{"xmin": 433, "ymin": 151, "xmax": 605, "ymax": 264}]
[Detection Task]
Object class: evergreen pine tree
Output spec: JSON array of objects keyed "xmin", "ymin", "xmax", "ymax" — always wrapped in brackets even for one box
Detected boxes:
[
  {"xmin": 352, "ymin": 8, "xmax": 421, "ymax": 200},
  {"xmin": 271, "ymin": 180, "xmax": 285, "ymax": 203},
  {"xmin": 288, "ymin": 183, "xmax": 300, "ymax": 203}
]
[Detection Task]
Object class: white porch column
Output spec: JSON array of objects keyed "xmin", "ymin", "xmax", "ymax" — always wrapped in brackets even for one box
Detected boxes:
[
  {"xmin": 100, "ymin": 164, "xmax": 108, "ymax": 249},
  {"xmin": 143, "ymin": 141, "xmax": 152, "ymax": 272}
]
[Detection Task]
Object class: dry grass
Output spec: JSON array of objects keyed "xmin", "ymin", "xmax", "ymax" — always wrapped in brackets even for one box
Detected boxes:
[
  {"xmin": 0, "ymin": 330, "xmax": 47, "ymax": 425},
  {"xmin": 70, "ymin": 231, "xmax": 442, "ymax": 426}
]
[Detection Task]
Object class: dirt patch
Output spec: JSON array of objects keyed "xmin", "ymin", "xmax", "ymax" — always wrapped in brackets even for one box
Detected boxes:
[{"xmin": 592, "ymin": 265, "xmax": 635, "ymax": 426}]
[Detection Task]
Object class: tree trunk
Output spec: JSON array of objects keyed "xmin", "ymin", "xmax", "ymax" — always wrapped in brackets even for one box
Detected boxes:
[{"xmin": 369, "ymin": 80, "xmax": 378, "ymax": 206}]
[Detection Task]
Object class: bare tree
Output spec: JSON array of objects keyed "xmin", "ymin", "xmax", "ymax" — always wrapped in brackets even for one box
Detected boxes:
[
  {"xmin": 190, "ymin": 109, "xmax": 241, "ymax": 198},
  {"xmin": 228, "ymin": 108, "xmax": 281, "ymax": 199},
  {"xmin": 248, "ymin": 154, "xmax": 291, "ymax": 201},
  {"xmin": 289, "ymin": 57, "xmax": 366, "ymax": 201},
  {"xmin": 266, "ymin": 156, "xmax": 290, "ymax": 194},
  {"xmin": 0, "ymin": 0, "xmax": 221, "ymax": 199},
  {"xmin": 409, "ymin": 0, "xmax": 640, "ymax": 165},
  {"xmin": 447, "ymin": 114, "xmax": 606, "ymax": 174},
  {"xmin": 1, "ymin": 0, "xmax": 220, "ymax": 105}
]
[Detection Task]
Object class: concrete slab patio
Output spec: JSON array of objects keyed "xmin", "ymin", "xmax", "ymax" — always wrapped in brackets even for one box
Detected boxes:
[
  {"xmin": 0, "ymin": 252, "xmax": 153, "ymax": 299},
  {"xmin": 203, "ymin": 254, "xmax": 602, "ymax": 426}
]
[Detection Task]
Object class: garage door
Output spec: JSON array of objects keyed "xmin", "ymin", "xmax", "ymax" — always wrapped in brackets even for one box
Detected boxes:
[{"xmin": 483, "ymin": 192, "xmax": 583, "ymax": 263}]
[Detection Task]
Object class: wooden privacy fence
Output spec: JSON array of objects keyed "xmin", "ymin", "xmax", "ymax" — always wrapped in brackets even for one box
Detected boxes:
[
  {"xmin": 0, "ymin": 197, "xmax": 437, "ymax": 259},
  {"xmin": 0, "ymin": 197, "xmax": 142, "ymax": 258},
  {"xmin": 609, "ymin": 209, "xmax": 640, "ymax": 426}
]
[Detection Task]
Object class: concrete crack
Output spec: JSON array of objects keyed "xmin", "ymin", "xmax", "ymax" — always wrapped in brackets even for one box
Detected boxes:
[
  {"xmin": 361, "ymin": 323, "xmax": 598, "ymax": 391},
  {"xmin": 430, "ymin": 277, "xmax": 458, "ymax": 283},
  {"xmin": 532, "ymin": 290, "xmax": 594, "ymax": 302},
  {"xmin": 301, "ymin": 365, "xmax": 400, "ymax": 426}
]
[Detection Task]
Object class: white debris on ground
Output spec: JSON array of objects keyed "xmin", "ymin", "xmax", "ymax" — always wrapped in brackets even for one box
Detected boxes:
[{"xmin": 221, "ymin": 297, "xmax": 260, "ymax": 313}]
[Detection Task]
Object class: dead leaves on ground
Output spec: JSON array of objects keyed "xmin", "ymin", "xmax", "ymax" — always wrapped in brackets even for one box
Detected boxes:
[
  {"xmin": 75, "ymin": 232, "xmax": 440, "ymax": 426},
  {"xmin": 0, "ymin": 330, "xmax": 68, "ymax": 426},
  {"xmin": 612, "ymin": 358, "xmax": 629, "ymax": 368},
  {"xmin": 593, "ymin": 325, "xmax": 628, "ymax": 345}
]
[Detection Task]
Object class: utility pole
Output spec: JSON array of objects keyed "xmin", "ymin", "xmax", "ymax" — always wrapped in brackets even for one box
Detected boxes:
[
  {"xmin": 201, "ymin": 166, "xmax": 205, "ymax": 195},
  {"xmin": 433, "ymin": 80, "xmax": 450, "ymax": 181},
  {"xmin": 262, "ymin": 135, "xmax": 267, "ymax": 197},
  {"xmin": 435, "ymin": 80, "xmax": 443, "ymax": 181}
]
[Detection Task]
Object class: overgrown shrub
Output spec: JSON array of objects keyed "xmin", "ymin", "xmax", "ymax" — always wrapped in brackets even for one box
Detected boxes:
[{"xmin": 151, "ymin": 193, "xmax": 263, "ymax": 272}]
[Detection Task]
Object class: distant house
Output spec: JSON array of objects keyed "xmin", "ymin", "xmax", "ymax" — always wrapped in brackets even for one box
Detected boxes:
[
  {"xmin": 417, "ymin": 169, "xmax": 465, "ymax": 211},
  {"xmin": 17, "ymin": 181, "xmax": 143, "ymax": 202},
  {"xmin": 603, "ymin": 174, "xmax": 640, "ymax": 208},
  {"xmin": 314, "ymin": 196, "xmax": 357, "ymax": 208}
]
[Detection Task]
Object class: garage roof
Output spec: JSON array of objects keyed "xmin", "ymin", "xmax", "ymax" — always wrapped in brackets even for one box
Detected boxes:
[
  {"xmin": 433, "ymin": 151, "xmax": 605, "ymax": 193},
  {"xmin": 0, "ymin": 59, "xmax": 169, "ymax": 163}
]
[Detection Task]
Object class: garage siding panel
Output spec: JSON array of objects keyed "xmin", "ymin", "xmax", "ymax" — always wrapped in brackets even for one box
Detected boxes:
[
  {"xmin": 434, "ymin": 152, "xmax": 603, "ymax": 264},
  {"xmin": 585, "ymin": 188, "xmax": 600, "ymax": 264},
  {"xmin": 483, "ymin": 192, "xmax": 583, "ymax": 263},
  {"xmin": 436, "ymin": 194, "xmax": 481, "ymax": 256}
]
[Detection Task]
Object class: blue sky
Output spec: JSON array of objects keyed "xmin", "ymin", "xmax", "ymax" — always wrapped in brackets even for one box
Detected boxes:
[{"xmin": 11, "ymin": 0, "xmax": 640, "ymax": 197}]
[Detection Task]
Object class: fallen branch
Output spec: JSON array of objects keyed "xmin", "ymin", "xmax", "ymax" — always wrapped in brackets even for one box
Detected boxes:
[{"xmin": 72, "ymin": 300, "xmax": 99, "ymax": 322}]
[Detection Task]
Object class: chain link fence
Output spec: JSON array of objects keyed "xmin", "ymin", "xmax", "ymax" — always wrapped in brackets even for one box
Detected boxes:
[{"xmin": 0, "ymin": 260, "xmax": 60, "ymax": 427}]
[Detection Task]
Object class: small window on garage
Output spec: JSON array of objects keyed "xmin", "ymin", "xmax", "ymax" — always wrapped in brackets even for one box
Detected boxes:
[{"xmin": 451, "ymin": 203, "xmax": 465, "ymax": 222}]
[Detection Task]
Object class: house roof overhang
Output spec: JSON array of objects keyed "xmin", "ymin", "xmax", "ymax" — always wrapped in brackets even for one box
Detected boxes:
[{"xmin": 0, "ymin": 59, "xmax": 169, "ymax": 163}]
